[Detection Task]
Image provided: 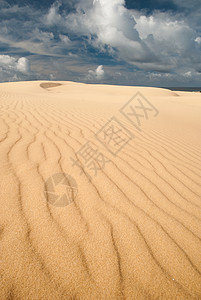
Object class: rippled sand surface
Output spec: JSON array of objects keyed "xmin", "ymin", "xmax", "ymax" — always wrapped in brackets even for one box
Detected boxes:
[{"xmin": 0, "ymin": 81, "xmax": 201, "ymax": 299}]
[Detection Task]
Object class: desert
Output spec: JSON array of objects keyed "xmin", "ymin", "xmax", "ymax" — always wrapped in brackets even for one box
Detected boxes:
[{"xmin": 0, "ymin": 81, "xmax": 201, "ymax": 299}]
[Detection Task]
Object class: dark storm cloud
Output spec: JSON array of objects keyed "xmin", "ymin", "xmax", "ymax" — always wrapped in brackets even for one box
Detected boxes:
[{"xmin": 126, "ymin": 0, "xmax": 177, "ymax": 12}]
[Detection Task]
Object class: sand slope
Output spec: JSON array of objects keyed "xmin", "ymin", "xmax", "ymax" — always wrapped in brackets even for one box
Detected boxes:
[{"xmin": 0, "ymin": 81, "xmax": 201, "ymax": 299}]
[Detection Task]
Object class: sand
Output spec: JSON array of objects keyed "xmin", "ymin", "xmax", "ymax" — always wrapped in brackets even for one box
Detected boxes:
[{"xmin": 0, "ymin": 81, "xmax": 201, "ymax": 299}]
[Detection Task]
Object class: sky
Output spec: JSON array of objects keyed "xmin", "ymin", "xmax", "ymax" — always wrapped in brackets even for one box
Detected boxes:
[{"xmin": 0, "ymin": 0, "xmax": 201, "ymax": 86}]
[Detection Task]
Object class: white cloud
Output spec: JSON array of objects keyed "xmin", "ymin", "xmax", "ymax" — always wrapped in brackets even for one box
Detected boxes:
[
  {"xmin": 59, "ymin": 34, "xmax": 71, "ymax": 45},
  {"xmin": 63, "ymin": 0, "xmax": 201, "ymax": 72},
  {"xmin": 0, "ymin": 55, "xmax": 15, "ymax": 66},
  {"xmin": 0, "ymin": 55, "xmax": 30, "ymax": 81},
  {"xmin": 88, "ymin": 65, "xmax": 105, "ymax": 80},
  {"xmin": 195, "ymin": 37, "xmax": 201, "ymax": 44},
  {"xmin": 95, "ymin": 65, "xmax": 105, "ymax": 79},
  {"xmin": 65, "ymin": 0, "xmax": 153, "ymax": 64},
  {"xmin": 17, "ymin": 57, "xmax": 30, "ymax": 73},
  {"xmin": 134, "ymin": 12, "xmax": 195, "ymax": 51},
  {"xmin": 44, "ymin": 1, "xmax": 62, "ymax": 26},
  {"xmin": 184, "ymin": 71, "xmax": 192, "ymax": 78}
]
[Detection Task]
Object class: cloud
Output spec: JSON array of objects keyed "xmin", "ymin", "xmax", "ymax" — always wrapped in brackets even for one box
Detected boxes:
[
  {"xmin": 0, "ymin": 55, "xmax": 31, "ymax": 81},
  {"xmin": 0, "ymin": 0, "xmax": 201, "ymax": 85},
  {"xmin": 44, "ymin": 1, "xmax": 62, "ymax": 26},
  {"xmin": 16, "ymin": 57, "xmax": 30, "ymax": 73},
  {"xmin": 59, "ymin": 34, "xmax": 71, "ymax": 45},
  {"xmin": 0, "ymin": 55, "xmax": 30, "ymax": 74},
  {"xmin": 63, "ymin": 0, "xmax": 201, "ymax": 73},
  {"xmin": 132, "ymin": 11, "xmax": 198, "ymax": 70},
  {"xmin": 87, "ymin": 65, "xmax": 105, "ymax": 80},
  {"xmin": 195, "ymin": 37, "xmax": 201, "ymax": 44},
  {"xmin": 65, "ymin": 0, "xmax": 155, "ymax": 64},
  {"xmin": 95, "ymin": 65, "xmax": 105, "ymax": 79}
]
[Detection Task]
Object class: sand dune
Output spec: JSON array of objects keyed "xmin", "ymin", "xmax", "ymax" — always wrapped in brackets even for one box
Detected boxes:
[{"xmin": 0, "ymin": 81, "xmax": 201, "ymax": 299}]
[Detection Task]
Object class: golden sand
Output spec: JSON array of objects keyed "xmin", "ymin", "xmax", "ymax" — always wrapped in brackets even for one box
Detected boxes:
[{"xmin": 0, "ymin": 81, "xmax": 201, "ymax": 299}]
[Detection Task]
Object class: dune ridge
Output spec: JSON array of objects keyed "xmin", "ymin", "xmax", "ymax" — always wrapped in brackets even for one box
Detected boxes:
[{"xmin": 0, "ymin": 81, "xmax": 201, "ymax": 299}]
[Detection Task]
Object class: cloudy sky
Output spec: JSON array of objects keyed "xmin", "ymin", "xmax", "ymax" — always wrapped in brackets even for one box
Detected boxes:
[{"xmin": 0, "ymin": 0, "xmax": 201, "ymax": 86}]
